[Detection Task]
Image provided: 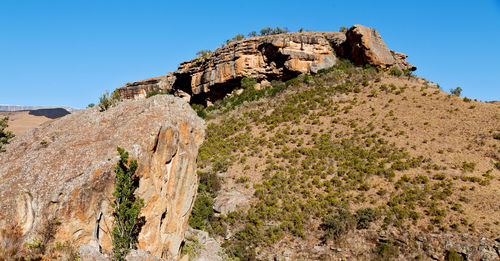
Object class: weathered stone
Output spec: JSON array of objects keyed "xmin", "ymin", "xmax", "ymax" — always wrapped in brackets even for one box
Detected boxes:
[
  {"xmin": 344, "ymin": 24, "xmax": 395, "ymax": 68},
  {"xmin": 183, "ymin": 227, "xmax": 223, "ymax": 261},
  {"xmin": 213, "ymin": 190, "xmax": 250, "ymax": 215},
  {"xmin": 115, "ymin": 25, "xmax": 415, "ymax": 104},
  {"xmin": 118, "ymin": 73, "xmax": 176, "ymax": 100},
  {"xmin": 78, "ymin": 245, "xmax": 109, "ymax": 261},
  {"xmin": 0, "ymin": 95, "xmax": 205, "ymax": 260}
]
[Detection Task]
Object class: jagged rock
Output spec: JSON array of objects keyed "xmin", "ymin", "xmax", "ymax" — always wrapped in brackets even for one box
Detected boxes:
[
  {"xmin": 343, "ymin": 24, "xmax": 417, "ymax": 71},
  {"xmin": 183, "ymin": 227, "xmax": 223, "ymax": 261},
  {"xmin": 0, "ymin": 95, "xmax": 205, "ymax": 260},
  {"xmin": 344, "ymin": 24, "xmax": 395, "ymax": 68},
  {"xmin": 118, "ymin": 74, "xmax": 176, "ymax": 100},
  {"xmin": 116, "ymin": 25, "xmax": 414, "ymax": 104},
  {"xmin": 213, "ymin": 190, "xmax": 250, "ymax": 215},
  {"xmin": 78, "ymin": 245, "xmax": 109, "ymax": 261}
]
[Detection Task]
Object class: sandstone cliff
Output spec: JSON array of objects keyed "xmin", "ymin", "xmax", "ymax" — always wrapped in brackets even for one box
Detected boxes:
[
  {"xmin": 116, "ymin": 24, "xmax": 415, "ymax": 104},
  {"xmin": 0, "ymin": 95, "xmax": 205, "ymax": 260}
]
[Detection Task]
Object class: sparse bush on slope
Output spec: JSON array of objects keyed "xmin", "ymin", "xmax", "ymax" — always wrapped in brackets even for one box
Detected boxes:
[
  {"xmin": 450, "ymin": 86, "xmax": 462, "ymax": 97},
  {"xmin": 189, "ymin": 60, "xmax": 498, "ymax": 259},
  {"xmin": 99, "ymin": 91, "xmax": 121, "ymax": 112},
  {"xmin": 0, "ymin": 117, "xmax": 15, "ymax": 152}
]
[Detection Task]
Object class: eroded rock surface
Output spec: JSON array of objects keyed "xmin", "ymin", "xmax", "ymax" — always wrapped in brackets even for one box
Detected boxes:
[
  {"xmin": 0, "ymin": 95, "xmax": 205, "ymax": 260},
  {"xmin": 183, "ymin": 228, "xmax": 223, "ymax": 261},
  {"xmin": 213, "ymin": 190, "xmax": 250, "ymax": 215},
  {"xmin": 116, "ymin": 25, "xmax": 415, "ymax": 104}
]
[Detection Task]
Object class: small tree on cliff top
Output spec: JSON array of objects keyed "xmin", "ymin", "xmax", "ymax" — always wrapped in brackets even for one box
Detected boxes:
[
  {"xmin": 112, "ymin": 147, "xmax": 144, "ymax": 260},
  {"xmin": 0, "ymin": 117, "xmax": 15, "ymax": 152}
]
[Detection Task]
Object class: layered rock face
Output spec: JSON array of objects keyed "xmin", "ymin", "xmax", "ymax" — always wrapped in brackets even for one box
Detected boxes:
[
  {"xmin": 0, "ymin": 95, "xmax": 205, "ymax": 260},
  {"xmin": 116, "ymin": 24, "xmax": 415, "ymax": 104}
]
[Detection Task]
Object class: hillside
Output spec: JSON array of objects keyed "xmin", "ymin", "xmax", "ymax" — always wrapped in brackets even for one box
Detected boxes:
[
  {"xmin": 1, "ymin": 24, "xmax": 498, "ymax": 261},
  {"xmin": 186, "ymin": 61, "xmax": 500, "ymax": 260},
  {"xmin": 0, "ymin": 107, "xmax": 74, "ymax": 134}
]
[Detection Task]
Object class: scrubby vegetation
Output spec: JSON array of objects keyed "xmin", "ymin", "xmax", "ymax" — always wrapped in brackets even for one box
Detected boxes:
[
  {"xmin": 450, "ymin": 86, "xmax": 462, "ymax": 97},
  {"xmin": 146, "ymin": 89, "xmax": 169, "ymax": 98},
  {"xmin": 0, "ymin": 220, "xmax": 79, "ymax": 260},
  {"xmin": 111, "ymin": 147, "xmax": 144, "ymax": 260},
  {"xmin": 0, "ymin": 117, "xmax": 15, "ymax": 152},
  {"xmin": 187, "ymin": 61, "xmax": 499, "ymax": 259},
  {"xmin": 180, "ymin": 235, "xmax": 203, "ymax": 260},
  {"xmin": 98, "ymin": 90, "xmax": 121, "ymax": 111}
]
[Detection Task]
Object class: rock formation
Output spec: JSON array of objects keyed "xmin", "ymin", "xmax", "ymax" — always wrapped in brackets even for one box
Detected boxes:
[
  {"xmin": 116, "ymin": 24, "xmax": 415, "ymax": 104},
  {"xmin": 0, "ymin": 95, "xmax": 205, "ymax": 260}
]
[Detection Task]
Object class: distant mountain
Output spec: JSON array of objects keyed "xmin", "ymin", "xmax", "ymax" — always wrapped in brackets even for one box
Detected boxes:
[{"xmin": 0, "ymin": 105, "xmax": 79, "ymax": 113}]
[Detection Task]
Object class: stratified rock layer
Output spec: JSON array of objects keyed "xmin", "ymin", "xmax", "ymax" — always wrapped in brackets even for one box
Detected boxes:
[
  {"xmin": 116, "ymin": 25, "xmax": 415, "ymax": 104},
  {"xmin": 0, "ymin": 95, "xmax": 205, "ymax": 260}
]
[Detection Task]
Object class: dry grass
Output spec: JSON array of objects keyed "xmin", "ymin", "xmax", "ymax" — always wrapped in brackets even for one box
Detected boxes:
[
  {"xmin": 0, "ymin": 111, "xmax": 54, "ymax": 135},
  {"xmin": 192, "ymin": 64, "xmax": 499, "ymax": 259}
]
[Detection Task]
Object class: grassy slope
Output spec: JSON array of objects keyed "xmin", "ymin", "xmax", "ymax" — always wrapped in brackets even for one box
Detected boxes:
[{"xmin": 189, "ymin": 62, "xmax": 500, "ymax": 260}]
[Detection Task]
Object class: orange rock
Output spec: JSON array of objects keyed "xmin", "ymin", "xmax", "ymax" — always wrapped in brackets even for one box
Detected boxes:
[
  {"xmin": 0, "ymin": 95, "xmax": 205, "ymax": 260},
  {"xmin": 116, "ymin": 26, "xmax": 415, "ymax": 105}
]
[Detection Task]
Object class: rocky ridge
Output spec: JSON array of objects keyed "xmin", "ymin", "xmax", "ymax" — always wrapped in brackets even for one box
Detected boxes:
[
  {"xmin": 116, "ymin": 24, "xmax": 415, "ymax": 104},
  {"xmin": 0, "ymin": 95, "xmax": 205, "ymax": 260}
]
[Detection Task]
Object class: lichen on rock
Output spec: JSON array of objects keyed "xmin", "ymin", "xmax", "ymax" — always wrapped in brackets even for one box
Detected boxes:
[{"xmin": 0, "ymin": 95, "xmax": 205, "ymax": 260}]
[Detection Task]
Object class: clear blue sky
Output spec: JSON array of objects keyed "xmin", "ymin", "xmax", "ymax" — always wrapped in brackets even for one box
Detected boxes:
[{"xmin": 1, "ymin": 1, "xmax": 499, "ymax": 108}]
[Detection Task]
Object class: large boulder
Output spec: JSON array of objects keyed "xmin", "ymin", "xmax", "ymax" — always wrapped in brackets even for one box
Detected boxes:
[
  {"xmin": 0, "ymin": 95, "xmax": 205, "ymax": 260},
  {"xmin": 213, "ymin": 190, "xmax": 250, "ymax": 215},
  {"xmin": 343, "ymin": 24, "xmax": 416, "ymax": 71}
]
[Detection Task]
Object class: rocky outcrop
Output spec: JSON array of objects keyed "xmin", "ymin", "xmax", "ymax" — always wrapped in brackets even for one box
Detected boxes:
[
  {"xmin": 343, "ymin": 24, "xmax": 416, "ymax": 70},
  {"xmin": 0, "ymin": 95, "xmax": 205, "ymax": 260},
  {"xmin": 116, "ymin": 25, "xmax": 415, "ymax": 104},
  {"xmin": 117, "ymin": 74, "xmax": 175, "ymax": 101},
  {"xmin": 183, "ymin": 228, "xmax": 223, "ymax": 261},
  {"xmin": 213, "ymin": 190, "xmax": 250, "ymax": 215}
]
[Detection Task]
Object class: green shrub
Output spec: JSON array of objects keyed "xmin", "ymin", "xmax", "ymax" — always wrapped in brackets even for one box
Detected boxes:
[
  {"xmin": 445, "ymin": 249, "xmax": 465, "ymax": 261},
  {"xmin": 146, "ymin": 89, "xmax": 168, "ymax": 98},
  {"xmin": 181, "ymin": 235, "xmax": 203, "ymax": 260},
  {"xmin": 494, "ymin": 162, "xmax": 500, "ymax": 170},
  {"xmin": 259, "ymin": 26, "xmax": 289, "ymax": 36},
  {"xmin": 375, "ymin": 242, "xmax": 399, "ymax": 260},
  {"xmin": 461, "ymin": 161, "xmax": 476, "ymax": 172},
  {"xmin": 450, "ymin": 87, "xmax": 462, "ymax": 97},
  {"xmin": 232, "ymin": 34, "xmax": 245, "ymax": 41},
  {"xmin": 197, "ymin": 171, "xmax": 221, "ymax": 196},
  {"xmin": 320, "ymin": 207, "xmax": 356, "ymax": 242},
  {"xmin": 355, "ymin": 208, "xmax": 379, "ymax": 229},
  {"xmin": 188, "ymin": 194, "xmax": 215, "ymax": 230},
  {"xmin": 196, "ymin": 50, "xmax": 212, "ymax": 59},
  {"xmin": 98, "ymin": 91, "xmax": 121, "ymax": 112},
  {"xmin": 389, "ymin": 67, "xmax": 402, "ymax": 77},
  {"xmin": 0, "ymin": 117, "xmax": 15, "ymax": 152},
  {"xmin": 191, "ymin": 104, "xmax": 207, "ymax": 119},
  {"xmin": 87, "ymin": 103, "xmax": 95, "ymax": 108},
  {"xmin": 493, "ymin": 133, "xmax": 500, "ymax": 140},
  {"xmin": 111, "ymin": 147, "xmax": 144, "ymax": 260}
]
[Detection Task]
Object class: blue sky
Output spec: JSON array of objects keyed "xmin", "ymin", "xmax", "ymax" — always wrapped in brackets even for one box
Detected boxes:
[{"xmin": 1, "ymin": 1, "xmax": 499, "ymax": 108}]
